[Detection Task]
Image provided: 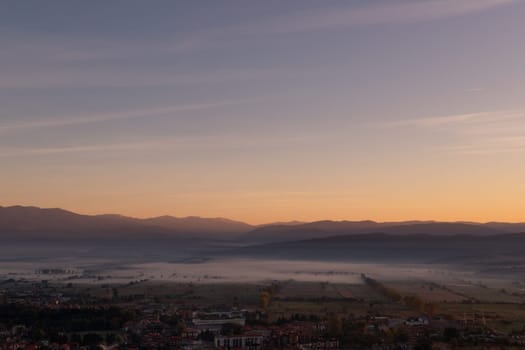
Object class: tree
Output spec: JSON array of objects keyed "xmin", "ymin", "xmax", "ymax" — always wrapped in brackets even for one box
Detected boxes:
[
  {"xmin": 443, "ymin": 327, "xmax": 459, "ymax": 341},
  {"xmin": 260, "ymin": 291, "xmax": 271, "ymax": 309},
  {"xmin": 105, "ymin": 333, "xmax": 116, "ymax": 345},
  {"xmin": 424, "ymin": 302, "xmax": 437, "ymax": 316},
  {"xmin": 327, "ymin": 313, "xmax": 343, "ymax": 338},
  {"xmin": 413, "ymin": 338, "xmax": 432, "ymax": 350},
  {"xmin": 83, "ymin": 333, "xmax": 103, "ymax": 347},
  {"xmin": 404, "ymin": 295, "xmax": 424, "ymax": 312}
]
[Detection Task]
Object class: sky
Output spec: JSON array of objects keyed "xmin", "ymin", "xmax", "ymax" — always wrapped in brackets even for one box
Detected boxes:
[{"xmin": 1, "ymin": 0, "xmax": 525, "ymax": 224}]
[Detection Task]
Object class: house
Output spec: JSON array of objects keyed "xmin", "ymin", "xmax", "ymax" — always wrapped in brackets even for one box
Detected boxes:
[
  {"xmin": 405, "ymin": 316, "xmax": 430, "ymax": 326},
  {"xmin": 214, "ymin": 333, "xmax": 264, "ymax": 350}
]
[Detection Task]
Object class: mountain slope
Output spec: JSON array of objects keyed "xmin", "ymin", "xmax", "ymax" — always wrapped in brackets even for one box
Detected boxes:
[
  {"xmin": 143, "ymin": 215, "xmax": 253, "ymax": 234},
  {"xmin": 230, "ymin": 232, "xmax": 525, "ymax": 264},
  {"xmin": 2, "ymin": 205, "xmax": 524, "ymax": 243},
  {"xmin": 0, "ymin": 205, "xmax": 253, "ymax": 240},
  {"xmin": 241, "ymin": 220, "xmax": 503, "ymax": 243}
]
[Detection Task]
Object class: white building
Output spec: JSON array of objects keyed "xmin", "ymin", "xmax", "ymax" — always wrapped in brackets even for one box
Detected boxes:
[{"xmin": 214, "ymin": 333, "xmax": 264, "ymax": 350}]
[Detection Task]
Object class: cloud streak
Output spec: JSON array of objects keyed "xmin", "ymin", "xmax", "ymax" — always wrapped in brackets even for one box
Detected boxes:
[
  {"xmin": 0, "ymin": 131, "xmax": 329, "ymax": 158},
  {"xmin": 1, "ymin": 0, "xmax": 515, "ymax": 66},
  {"xmin": 0, "ymin": 99, "xmax": 250, "ymax": 133},
  {"xmin": 250, "ymin": 0, "xmax": 516, "ymax": 34},
  {"xmin": 441, "ymin": 136, "xmax": 525, "ymax": 155},
  {"xmin": 388, "ymin": 109, "xmax": 525, "ymax": 155},
  {"xmin": 0, "ymin": 141, "xmax": 172, "ymax": 157},
  {"xmin": 388, "ymin": 110, "xmax": 524, "ymax": 127},
  {"xmin": 0, "ymin": 65, "xmax": 272, "ymax": 89},
  {"xmin": 0, "ymin": 0, "xmax": 515, "ymax": 93}
]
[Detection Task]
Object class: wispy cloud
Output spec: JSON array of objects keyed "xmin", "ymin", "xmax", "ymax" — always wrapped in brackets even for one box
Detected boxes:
[
  {"xmin": 388, "ymin": 109, "xmax": 525, "ymax": 154},
  {"xmin": 0, "ymin": 137, "xmax": 217, "ymax": 158},
  {"xmin": 0, "ymin": 141, "xmax": 172, "ymax": 157},
  {"xmin": 387, "ymin": 112, "xmax": 493, "ymax": 127},
  {"xmin": 174, "ymin": 0, "xmax": 517, "ymax": 45},
  {"xmin": 0, "ymin": 131, "xmax": 329, "ymax": 158},
  {"xmin": 0, "ymin": 0, "xmax": 515, "ymax": 93},
  {"xmin": 1, "ymin": 0, "xmax": 515, "ymax": 66},
  {"xmin": 160, "ymin": 0, "xmax": 518, "ymax": 55},
  {"xmin": 388, "ymin": 110, "xmax": 525, "ymax": 127},
  {"xmin": 253, "ymin": 0, "xmax": 516, "ymax": 34},
  {"xmin": 0, "ymin": 65, "xmax": 272, "ymax": 89},
  {"xmin": 0, "ymin": 99, "xmax": 250, "ymax": 133},
  {"xmin": 441, "ymin": 136, "xmax": 525, "ymax": 155}
]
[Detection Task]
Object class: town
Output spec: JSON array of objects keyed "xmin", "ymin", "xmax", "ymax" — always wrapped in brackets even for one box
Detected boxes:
[{"xmin": 2, "ymin": 273, "xmax": 525, "ymax": 350}]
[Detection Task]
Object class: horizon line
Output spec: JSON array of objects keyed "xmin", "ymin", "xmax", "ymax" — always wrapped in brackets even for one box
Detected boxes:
[{"xmin": 2, "ymin": 204, "xmax": 524, "ymax": 227}]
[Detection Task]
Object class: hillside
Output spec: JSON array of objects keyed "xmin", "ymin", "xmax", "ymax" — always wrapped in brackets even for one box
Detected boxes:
[
  {"xmin": 2, "ymin": 205, "xmax": 524, "ymax": 244},
  {"xmin": 0, "ymin": 205, "xmax": 253, "ymax": 240},
  {"xmin": 241, "ymin": 220, "xmax": 506, "ymax": 243},
  {"xmin": 230, "ymin": 232, "xmax": 525, "ymax": 265}
]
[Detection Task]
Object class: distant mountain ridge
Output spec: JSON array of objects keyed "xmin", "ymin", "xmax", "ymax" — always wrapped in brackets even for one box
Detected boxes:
[
  {"xmin": 229, "ymin": 231, "xmax": 525, "ymax": 264},
  {"xmin": 241, "ymin": 220, "xmax": 516, "ymax": 243},
  {"xmin": 1, "ymin": 205, "xmax": 524, "ymax": 242},
  {"xmin": 0, "ymin": 205, "xmax": 252, "ymax": 240}
]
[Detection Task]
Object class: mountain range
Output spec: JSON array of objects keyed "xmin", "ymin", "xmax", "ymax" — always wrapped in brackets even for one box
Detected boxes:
[
  {"xmin": 1, "ymin": 205, "xmax": 525, "ymax": 243},
  {"xmin": 2, "ymin": 205, "xmax": 525, "ymax": 270},
  {"xmin": 0, "ymin": 205, "xmax": 251, "ymax": 240},
  {"xmin": 229, "ymin": 232, "xmax": 525, "ymax": 266},
  {"xmin": 241, "ymin": 220, "xmax": 525, "ymax": 243}
]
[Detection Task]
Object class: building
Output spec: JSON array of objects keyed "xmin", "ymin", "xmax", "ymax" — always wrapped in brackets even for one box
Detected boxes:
[{"xmin": 214, "ymin": 333, "xmax": 264, "ymax": 350}]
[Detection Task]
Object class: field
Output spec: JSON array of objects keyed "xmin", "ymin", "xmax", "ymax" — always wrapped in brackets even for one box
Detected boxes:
[{"xmin": 4, "ymin": 258, "xmax": 525, "ymax": 336}]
